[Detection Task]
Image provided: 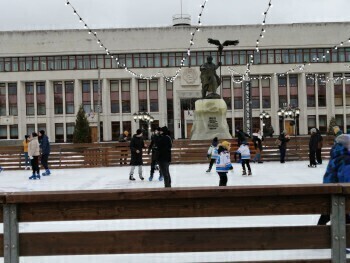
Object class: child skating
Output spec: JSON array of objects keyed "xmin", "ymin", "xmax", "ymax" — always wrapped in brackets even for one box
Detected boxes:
[
  {"xmin": 206, "ymin": 137, "xmax": 218, "ymax": 172},
  {"xmin": 215, "ymin": 141, "xmax": 233, "ymax": 186},
  {"xmin": 236, "ymin": 141, "xmax": 252, "ymax": 176}
]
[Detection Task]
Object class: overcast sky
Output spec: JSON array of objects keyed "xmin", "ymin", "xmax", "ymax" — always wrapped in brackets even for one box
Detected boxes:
[{"xmin": 0, "ymin": 0, "xmax": 349, "ymax": 31}]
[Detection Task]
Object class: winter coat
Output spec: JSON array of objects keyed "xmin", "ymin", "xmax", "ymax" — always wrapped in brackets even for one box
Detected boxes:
[
  {"xmin": 216, "ymin": 150, "xmax": 232, "ymax": 173},
  {"xmin": 236, "ymin": 145, "xmax": 251, "ymax": 159},
  {"xmin": 316, "ymin": 131, "xmax": 323, "ymax": 149},
  {"xmin": 23, "ymin": 140, "xmax": 29, "ymax": 153},
  {"xmin": 157, "ymin": 134, "xmax": 172, "ymax": 163},
  {"xmin": 309, "ymin": 133, "xmax": 318, "ymax": 151},
  {"xmin": 323, "ymin": 144, "xmax": 350, "ymax": 183},
  {"xmin": 130, "ymin": 135, "xmax": 145, "ymax": 166},
  {"xmin": 252, "ymin": 132, "xmax": 263, "ymax": 151},
  {"xmin": 236, "ymin": 130, "xmax": 250, "ymax": 145},
  {"xmin": 207, "ymin": 145, "xmax": 219, "ymax": 159},
  {"xmin": 40, "ymin": 134, "xmax": 50, "ymax": 155},
  {"xmin": 278, "ymin": 134, "xmax": 290, "ymax": 149},
  {"xmin": 28, "ymin": 137, "xmax": 40, "ymax": 157},
  {"xmin": 148, "ymin": 134, "xmax": 161, "ymax": 161}
]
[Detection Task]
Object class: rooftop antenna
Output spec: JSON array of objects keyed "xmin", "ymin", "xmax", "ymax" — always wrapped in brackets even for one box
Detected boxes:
[{"xmin": 172, "ymin": 0, "xmax": 191, "ymax": 26}]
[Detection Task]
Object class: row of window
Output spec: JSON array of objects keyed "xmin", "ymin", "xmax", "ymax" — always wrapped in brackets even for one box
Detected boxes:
[{"xmin": 1, "ymin": 47, "xmax": 350, "ymax": 72}]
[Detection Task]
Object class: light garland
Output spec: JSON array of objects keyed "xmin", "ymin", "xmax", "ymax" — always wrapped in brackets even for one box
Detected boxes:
[
  {"xmin": 64, "ymin": 0, "xmax": 209, "ymax": 82},
  {"xmin": 255, "ymin": 0, "xmax": 273, "ymax": 53}
]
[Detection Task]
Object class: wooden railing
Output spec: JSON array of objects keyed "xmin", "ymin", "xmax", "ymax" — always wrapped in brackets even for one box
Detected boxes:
[
  {"xmin": 0, "ymin": 136, "xmax": 334, "ymax": 170},
  {"xmin": 1, "ymin": 184, "xmax": 350, "ymax": 262}
]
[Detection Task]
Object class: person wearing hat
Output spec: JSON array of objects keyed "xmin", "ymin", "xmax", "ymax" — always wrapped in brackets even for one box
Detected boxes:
[
  {"xmin": 234, "ymin": 127, "xmax": 250, "ymax": 163},
  {"xmin": 28, "ymin": 132, "xmax": 41, "ymax": 179},
  {"xmin": 157, "ymin": 126, "xmax": 172, "ymax": 187},
  {"xmin": 308, "ymin": 128, "xmax": 318, "ymax": 168},
  {"xmin": 277, "ymin": 130, "xmax": 290, "ymax": 163},
  {"xmin": 206, "ymin": 137, "xmax": 219, "ymax": 173},
  {"xmin": 38, "ymin": 130, "xmax": 51, "ymax": 176},
  {"xmin": 148, "ymin": 127, "xmax": 162, "ymax": 181},
  {"xmin": 215, "ymin": 141, "xmax": 233, "ymax": 186},
  {"xmin": 129, "ymin": 129, "xmax": 145, "ymax": 181},
  {"xmin": 23, "ymin": 134, "xmax": 31, "ymax": 170},
  {"xmin": 236, "ymin": 141, "xmax": 252, "ymax": 176}
]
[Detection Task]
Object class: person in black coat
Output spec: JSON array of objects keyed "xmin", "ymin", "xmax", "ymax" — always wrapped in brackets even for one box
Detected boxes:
[
  {"xmin": 39, "ymin": 130, "xmax": 51, "ymax": 176},
  {"xmin": 316, "ymin": 128, "xmax": 323, "ymax": 164},
  {"xmin": 157, "ymin": 126, "xmax": 172, "ymax": 188},
  {"xmin": 277, "ymin": 131, "xmax": 290, "ymax": 163},
  {"xmin": 148, "ymin": 127, "xmax": 162, "ymax": 181},
  {"xmin": 234, "ymin": 127, "xmax": 251, "ymax": 162},
  {"xmin": 308, "ymin": 128, "xmax": 318, "ymax": 167},
  {"xmin": 129, "ymin": 129, "xmax": 145, "ymax": 181}
]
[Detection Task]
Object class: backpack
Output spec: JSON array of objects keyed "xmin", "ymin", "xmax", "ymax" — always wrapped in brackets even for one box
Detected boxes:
[{"xmin": 275, "ymin": 139, "xmax": 281, "ymax": 146}]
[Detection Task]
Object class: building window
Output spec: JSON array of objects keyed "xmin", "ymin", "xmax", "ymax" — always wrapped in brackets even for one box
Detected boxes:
[
  {"xmin": 111, "ymin": 121, "xmax": 121, "ymax": 141},
  {"xmin": 36, "ymin": 82, "xmax": 46, "ymax": 115},
  {"xmin": 234, "ymin": 118, "xmax": 243, "ymax": 131},
  {"xmin": 346, "ymin": 73, "xmax": 350, "ymax": 106},
  {"xmin": 251, "ymin": 77, "xmax": 260, "ymax": 109},
  {"xmin": 82, "ymin": 80, "xmax": 91, "ymax": 114},
  {"xmin": 334, "ymin": 73, "xmax": 343, "ymax": 106},
  {"xmin": 65, "ymin": 81, "xmax": 74, "ymax": 114},
  {"xmin": 122, "ymin": 121, "xmax": 131, "ymax": 138},
  {"xmin": 278, "ymin": 76, "xmax": 287, "ymax": 108},
  {"xmin": 54, "ymin": 82, "xmax": 63, "ymax": 114},
  {"xmin": 262, "ymin": 77, "xmax": 271, "ymax": 108},
  {"xmin": 10, "ymin": 125, "xmax": 18, "ymax": 139},
  {"xmin": 25, "ymin": 82, "xmax": 35, "ymax": 116},
  {"xmin": 0, "ymin": 83, "xmax": 6, "ymax": 116},
  {"xmin": 121, "ymin": 80, "xmax": 131, "ymax": 113},
  {"xmin": 55, "ymin": 123, "xmax": 64, "ymax": 143},
  {"xmin": 93, "ymin": 80, "xmax": 102, "ymax": 113},
  {"xmin": 166, "ymin": 81, "xmax": 174, "ymax": 136},
  {"xmin": 289, "ymin": 75, "xmax": 298, "ymax": 107},
  {"xmin": 335, "ymin": 114, "xmax": 344, "ymax": 132},
  {"xmin": 306, "ymin": 75, "xmax": 316, "ymax": 107},
  {"xmin": 38, "ymin": 123, "xmax": 46, "ymax": 135},
  {"xmin": 66, "ymin": 123, "xmax": 74, "ymax": 142},
  {"xmin": 307, "ymin": 115, "xmax": 316, "ymax": 132},
  {"xmin": 319, "ymin": 115, "xmax": 327, "ymax": 134},
  {"xmin": 221, "ymin": 77, "xmax": 231, "ymax": 110},
  {"xmin": 233, "ymin": 78, "xmax": 243, "ymax": 109},
  {"xmin": 8, "ymin": 83, "xmax": 17, "ymax": 116},
  {"xmin": 138, "ymin": 80, "xmax": 147, "ymax": 111},
  {"xmin": 317, "ymin": 75, "xmax": 327, "ymax": 107},
  {"xmin": 149, "ymin": 79, "xmax": 159, "ymax": 112},
  {"xmin": 0, "ymin": 125, "xmax": 7, "ymax": 139},
  {"xmin": 110, "ymin": 80, "xmax": 120, "ymax": 113},
  {"xmin": 26, "ymin": 124, "xmax": 35, "ymax": 136}
]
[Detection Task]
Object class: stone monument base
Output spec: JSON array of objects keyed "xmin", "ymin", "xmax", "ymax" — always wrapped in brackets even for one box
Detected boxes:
[{"xmin": 190, "ymin": 99, "xmax": 232, "ymax": 140}]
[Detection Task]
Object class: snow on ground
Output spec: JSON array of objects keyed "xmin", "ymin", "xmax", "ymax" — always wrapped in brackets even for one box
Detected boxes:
[{"xmin": 0, "ymin": 161, "xmax": 339, "ymax": 262}]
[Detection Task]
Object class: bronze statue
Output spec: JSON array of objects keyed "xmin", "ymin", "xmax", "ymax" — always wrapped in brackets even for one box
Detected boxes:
[{"xmin": 200, "ymin": 56, "xmax": 221, "ymax": 98}]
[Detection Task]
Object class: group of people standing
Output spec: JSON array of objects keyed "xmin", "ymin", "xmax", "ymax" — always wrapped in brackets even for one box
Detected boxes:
[
  {"xmin": 128, "ymin": 126, "xmax": 172, "ymax": 188},
  {"xmin": 22, "ymin": 130, "xmax": 51, "ymax": 179}
]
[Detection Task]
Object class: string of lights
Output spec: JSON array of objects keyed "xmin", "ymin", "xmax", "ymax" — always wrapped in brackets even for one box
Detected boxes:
[
  {"xmin": 64, "ymin": 0, "xmax": 209, "ymax": 82},
  {"xmin": 255, "ymin": 0, "xmax": 273, "ymax": 53}
]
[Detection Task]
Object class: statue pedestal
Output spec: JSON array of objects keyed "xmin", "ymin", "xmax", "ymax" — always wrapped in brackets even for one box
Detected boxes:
[{"xmin": 191, "ymin": 99, "xmax": 232, "ymax": 140}]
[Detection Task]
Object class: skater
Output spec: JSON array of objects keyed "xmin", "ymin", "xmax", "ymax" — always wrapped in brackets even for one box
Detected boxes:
[
  {"xmin": 234, "ymin": 127, "xmax": 250, "ymax": 163},
  {"xmin": 308, "ymin": 128, "xmax": 318, "ymax": 168},
  {"xmin": 157, "ymin": 126, "xmax": 172, "ymax": 188},
  {"xmin": 39, "ymin": 130, "xmax": 51, "ymax": 176},
  {"xmin": 129, "ymin": 129, "xmax": 145, "ymax": 181},
  {"xmin": 317, "ymin": 134, "xmax": 350, "ymax": 225},
  {"xmin": 148, "ymin": 127, "xmax": 162, "ymax": 181},
  {"xmin": 252, "ymin": 128, "xmax": 263, "ymax": 163},
  {"xmin": 23, "ymin": 135, "xmax": 30, "ymax": 170},
  {"xmin": 215, "ymin": 141, "xmax": 233, "ymax": 186},
  {"xmin": 237, "ymin": 141, "xmax": 252, "ymax": 176},
  {"xmin": 206, "ymin": 137, "xmax": 219, "ymax": 172},
  {"xmin": 316, "ymin": 128, "xmax": 323, "ymax": 164},
  {"xmin": 28, "ymin": 132, "xmax": 40, "ymax": 180},
  {"xmin": 277, "ymin": 131, "xmax": 290, "ymax": 163}
]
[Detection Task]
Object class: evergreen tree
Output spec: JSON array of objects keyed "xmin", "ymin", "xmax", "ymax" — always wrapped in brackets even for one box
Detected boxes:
[
  {"xmin": 328, "ymin": 117, "xmax": 337, "ymax": 135},
  {"xmin": 73, "ymin": 105, "xmax": 91, "ymax": 143}
]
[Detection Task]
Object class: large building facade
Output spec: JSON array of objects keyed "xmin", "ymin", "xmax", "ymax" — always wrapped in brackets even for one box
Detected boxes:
[{"xmin": 0, "ymin": 22, "xmax": 350, "ymax": 142}]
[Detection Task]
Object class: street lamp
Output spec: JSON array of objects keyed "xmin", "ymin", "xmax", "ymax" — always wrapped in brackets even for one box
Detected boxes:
[
  {"xmin": 133, "ymin": 112, "xmax": 154, "ymax": 140},
  {"xmin": 259, "ymin": 111, "xmax": 270, "ymax": 136},
  {"xmin": 277, "ymin": 104, "xmax": 301, "ymax": 149}
]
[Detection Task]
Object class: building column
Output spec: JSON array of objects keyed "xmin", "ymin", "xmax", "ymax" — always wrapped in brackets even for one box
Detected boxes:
[
  {"xmin": 315, "ymin": 74, "xmax": 319, "ymax": 129},
  {"xmin": 173, "ymin": 80, "xmax": 181, "ymax": 139},
  {"xmin": 158, "ymin": 78, "xmax": 167, "ymax": 127},
  {"xmin": 130, "ymin": 77, "xmax": 138, "ymax": 135},
  {"xmin": 17, "ymin": 81, "xmax": 26, "ymax": 138},
  {"xmin": 46, "ymin": 80, "xmax": 54, "ymax": 141},
  {"xmin": 327, "ymin": 72, "xmax": 334, "ymax": 128},
  {"xmin": 299, "ymin": 73, "xmax": 308, "ymax": 135},
  {"xmin": 102, "ymin": 78, "xmax": 111, "ymax": 141},
  {"xmin": 74, "ymin": 79, "xmax": 81, "ymax": 114},
  {"xmin": 271, "ymin": 74, "xmax": 279, "ymax": 135}
]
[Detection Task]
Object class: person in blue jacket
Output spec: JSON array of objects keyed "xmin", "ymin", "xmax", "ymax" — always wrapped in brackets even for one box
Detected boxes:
[
  {"xmin": 39, "ymin": 130, "xmax": 51, "ymax": 176},
  {"xmin": 318, "ymin": 134, "xmax": 350, "ymax": 225}
]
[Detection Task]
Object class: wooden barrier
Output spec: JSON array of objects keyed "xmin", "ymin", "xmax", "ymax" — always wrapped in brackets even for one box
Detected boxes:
[
  {"xmin": 1, "ymin": 184, "xmax": 350, "ymax": 262},
  {"xmin": 0, "ymin": 136, "xmax": 334, "ymax": 170}
]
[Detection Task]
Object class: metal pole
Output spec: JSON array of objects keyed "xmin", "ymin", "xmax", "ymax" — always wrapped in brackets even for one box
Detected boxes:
[
  {"xmin": 331, "ymin": 195, "xmax": 346, "ymax": 263},
  {"xmin": 219, "ymin": 50, "xmax": 222, "ymax": 99},
  {"xmin": 97, "ymin": 67, "xmax": 101, "ymax": 143},
  {"xmin": 3, "ymin": 204, "xmax": 19, "ymax": 263}
]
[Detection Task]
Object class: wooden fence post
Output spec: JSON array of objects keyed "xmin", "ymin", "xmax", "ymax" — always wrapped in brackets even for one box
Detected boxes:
[
  {"xmin": 3, "ymin": 204, "xmax": 19, "ymax": 263},
  {"xmin": 331, "ymin": 195, "xmax": 346, "ymax": 263}
]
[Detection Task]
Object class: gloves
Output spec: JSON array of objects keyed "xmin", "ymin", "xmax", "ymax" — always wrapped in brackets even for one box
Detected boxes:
[{"xmin": 29, "ymin": 156, "xmax": 33, "ymax": 160}]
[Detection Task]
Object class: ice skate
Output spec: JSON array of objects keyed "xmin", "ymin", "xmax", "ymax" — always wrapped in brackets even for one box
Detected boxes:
[
  {"xmin": 0, "ymin": 167, "xmax": 4, "ymax": 173},
  {"xmin": 248, "ymin": 171, "xmax": 252, "ymax": 176},
  {"xmin": 206, "ymin": 169, "xmax": 211, "ymax": 173},
  {"xmin": 139, "ymin": 174, "xmax": 144, "ymax": 180},
  {"xmin": 29, "ymin": 174, "xmax": 36, "ymax": 180},
  {"xmin": 149, "ymin": 175, "xmax": 153, "ymax": 181},
  {"xmin": 242, "ymin": 170, "xmax": 247, "ymax": 176},
  {"xmin": 308, "ymin": 164, "xmax": 317, "ymax": 168},
  {"xmin": 159, "ymin": 175, "xmax": 164, "ymax": 181},
  {"xmin": 129, "ymin": 175, "xmax": 135, "ymax": 181},
  {"xmin": 36, "ymin": 174, "xmax": 41, "ymax": 180},
  {"xmin": 42, "ymin": 169, "xmax": 51, "ymax": 176}
]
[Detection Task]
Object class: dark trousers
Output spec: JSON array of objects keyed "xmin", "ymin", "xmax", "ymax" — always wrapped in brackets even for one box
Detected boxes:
[
  {"xmin": 309, "ymin": 150, "xmax": 317, "ymax": 166},
  {"xmin": 241, "ymin": 159, "xmax": 251, "ymax": 172},
  {"xmin": 208, "ymin": 159, "xmax": 216, "ymax": 171},
  {"xmin": 41, "ymin": 154, "xmax": 49, "ymax": 170},
  {"xmin": 218, "ymin": 172, "xmax": 228, "ymax": 186},
  {"xmin": 150, "ymin": 159, "xmax": 162, "ymax": 176},
  {"xmin": 31, "ymin": 156, "xmax": 40, "ymax": 175},
  {"xmin": 279, "ymin": 147, "xmax": 286, "ymax": 163},
  {"xmin": 318, "ymin": 214, "xmax": 350, "ymax": 225},
  {"xmin": 316, "ymin": 149, "xmax": 322, "ymax": 164},
  {"xmin": 159, "ymin": 161, "xmax": 171, "ymax": 188}
]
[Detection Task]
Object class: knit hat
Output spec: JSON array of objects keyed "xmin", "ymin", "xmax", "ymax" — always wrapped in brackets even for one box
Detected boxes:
[
  {"xmin": 136, "ymin": 129, "xmax": 143, "ymax": 135},
  {"xmin": 160, "ymin": 126, "xmax": 168, "ymax": 133},
  {"xmin": 221, "ymin": 141, "xmax": 231, "ymax": 150},
  {"xmin": 335, "ymin": 134, "xmax": 350, "ymax": 150},
  {"xmin": 310, "ymin": 128, "xmax": 317, "ymax": 134},
  {"xmin": 212, "ymin": 137, "xmax": 218, "ymax": 147},
  {"xmin": 39, "ymin": 130, "xmax": 45, "ymax": 135}
]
